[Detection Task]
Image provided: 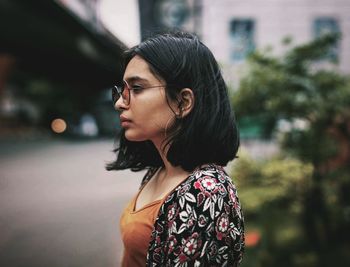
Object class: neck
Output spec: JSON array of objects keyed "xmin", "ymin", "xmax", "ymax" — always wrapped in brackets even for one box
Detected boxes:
[{"xmin": 152, "ymin": 137, "xmax": 188, "ymax": 181}]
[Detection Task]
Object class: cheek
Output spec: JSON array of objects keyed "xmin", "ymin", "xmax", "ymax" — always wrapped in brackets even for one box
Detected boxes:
[
  {"xmin": 142, "ymin": 107, "xmax": 175, "ymax": 132},
  {"xmin": 137, "ymin": 93, "xmax": 175, "ymax": 127},
  {"xmin": 125, "ymin": 102, "xmax": 175, "ymax": 141}
]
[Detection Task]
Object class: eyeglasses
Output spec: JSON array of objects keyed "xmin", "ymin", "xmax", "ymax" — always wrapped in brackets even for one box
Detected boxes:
[{"xmin": 112, "ymin": 80, "xmax": 166, "ymax": 106}]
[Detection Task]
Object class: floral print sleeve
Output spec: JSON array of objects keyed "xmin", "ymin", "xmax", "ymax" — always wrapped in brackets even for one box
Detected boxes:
[{"xmin": 146, "ymin": 164, "xmax": 245, "ymax": 267}]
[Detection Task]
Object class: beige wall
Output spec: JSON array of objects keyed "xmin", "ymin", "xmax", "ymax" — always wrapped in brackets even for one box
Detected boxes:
[{"xmin": 201, "ymin": 0, "xmax": 350, "ymax": 75}]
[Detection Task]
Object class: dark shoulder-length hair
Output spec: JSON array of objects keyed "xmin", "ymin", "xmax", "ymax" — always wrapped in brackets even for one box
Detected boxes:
[{"xmin": 106, "ymin": 31, "xmax": 239, "ymax": 173}]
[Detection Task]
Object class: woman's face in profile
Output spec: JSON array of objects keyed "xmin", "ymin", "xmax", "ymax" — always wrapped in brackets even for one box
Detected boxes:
[{"xmin": 115, "ymin": 55, "xmax": 178, "ymax": 144}]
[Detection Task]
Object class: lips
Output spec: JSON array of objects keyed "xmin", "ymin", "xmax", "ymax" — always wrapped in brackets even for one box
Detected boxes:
[
  {"xmin": 120, "ymin": 115, "xmax": 132, "ymax": 127},
  {"xmin": 119, "ymin": 114, "xmax": 131, "ymax": 121}
]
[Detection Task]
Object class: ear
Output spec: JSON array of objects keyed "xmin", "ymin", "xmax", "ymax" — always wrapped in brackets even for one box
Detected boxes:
[{"xmin": 177, "ymin": 88, "xmax": 194, "ymax": 118}]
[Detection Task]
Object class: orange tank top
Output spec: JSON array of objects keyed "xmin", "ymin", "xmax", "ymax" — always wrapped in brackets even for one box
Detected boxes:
[{"xmin": 119, "ymin": 188, "xmax": 164, "ymax": 267}]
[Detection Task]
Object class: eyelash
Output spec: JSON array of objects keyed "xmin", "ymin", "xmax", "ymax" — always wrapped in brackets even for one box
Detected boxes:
[
  {"xmin": 132, "ymin": 84, "xmax": 142, "ymax": 89},
  {"xmin": 130, "ymin": 84, "xmax": 144, "ymax": 92}
]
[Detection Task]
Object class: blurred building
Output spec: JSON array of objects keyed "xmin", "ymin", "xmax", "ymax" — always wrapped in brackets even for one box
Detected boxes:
[
  {"xmin": 198, "ymin": 0, "xmax": 350, "ymax": 140},
  {"xmin": 137, "ymin": 0, "xmax": 349, "ymax": 79},
  {"xmin": 99, "ymin": 0, "xmax": 140, "ymax": 47},
  {"xmin": 56, "ymin": 0, "xmax": 103, "ymax": 31},
  {"xmin": 0, "ymin": 0, "xmax": 126, "ymax": 138},
  {"xmin": 201, "ymin": 0, "xmax": 350, "ymax": 77}
]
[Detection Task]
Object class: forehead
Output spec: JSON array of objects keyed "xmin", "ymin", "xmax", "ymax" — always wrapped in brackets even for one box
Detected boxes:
[{"xmin": 123, "ymin": 55, "xmax": 160, "ymax": 83}]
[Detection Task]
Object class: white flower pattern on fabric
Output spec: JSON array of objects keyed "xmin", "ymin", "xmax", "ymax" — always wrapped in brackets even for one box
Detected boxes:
[
  {"xmin": 184, "ymin": 237, "xmax": 198, "ymax": 256},
  {"xmin": 218, "ymin": 215, "xmax": 229, "ymax": 232},
  {"xmin": 201, "ymin": 177, "xmax": 216, "ymax": 190}
]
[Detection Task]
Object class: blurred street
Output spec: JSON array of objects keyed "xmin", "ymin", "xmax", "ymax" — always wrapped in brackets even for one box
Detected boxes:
[{"xmin": 0, "ymin": 138, "xmax": 143, "ymax": 267}]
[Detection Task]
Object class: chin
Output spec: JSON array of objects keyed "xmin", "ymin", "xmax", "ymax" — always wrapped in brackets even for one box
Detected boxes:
[{"xmin": 124, "ymin": 130, "xmax": 147, "ymax": 142}]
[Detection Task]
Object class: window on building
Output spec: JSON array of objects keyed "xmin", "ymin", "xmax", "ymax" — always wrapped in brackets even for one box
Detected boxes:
[
  {"xmin": 313, "ymin": 17, "xmax": 340, "ymax": 60},
  {"xmin": 230, "ymin": 19, "xmax": 255, "ymax": 62}
]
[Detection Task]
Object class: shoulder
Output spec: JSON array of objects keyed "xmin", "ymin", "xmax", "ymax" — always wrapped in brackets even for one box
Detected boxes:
[
  {"xmin": 191, "ymin": 163, "xmax": 239, "ymax": 200},
  {"xmin": 148, "ymin": 164, "xmax": 244, "ymax": 265},
  {"xmin": 170, "ymin": 164, "xmax": 243, "ymax": 222},
  {"xmin": 165, "ymin": 164, "xmax": 242, "ymax": 218},
  {"xmin": 164, "ymin": 164, "xmax": 244, "ymax": 236}
]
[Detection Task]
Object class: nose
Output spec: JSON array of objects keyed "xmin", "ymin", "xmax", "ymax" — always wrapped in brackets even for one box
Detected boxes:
[{"xmin": 114, "ymin": 95, "xmax": 128, "ymax": 111}]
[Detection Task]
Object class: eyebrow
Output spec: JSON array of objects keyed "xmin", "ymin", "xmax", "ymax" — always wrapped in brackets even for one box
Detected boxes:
[{"xmin": 124, "ymin": 76, "xmax": 149, "ymax": 84}]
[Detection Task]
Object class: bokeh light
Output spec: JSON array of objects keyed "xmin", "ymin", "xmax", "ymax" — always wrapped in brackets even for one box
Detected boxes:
[{"xmin": 51, "ymin": 118, "xmax": 67, "ymax": 133}]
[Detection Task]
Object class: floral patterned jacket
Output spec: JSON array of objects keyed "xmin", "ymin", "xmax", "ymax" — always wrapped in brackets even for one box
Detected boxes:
[{"xmin": 142, "ymin": 164, "xmax": 245, "ymax": 267}]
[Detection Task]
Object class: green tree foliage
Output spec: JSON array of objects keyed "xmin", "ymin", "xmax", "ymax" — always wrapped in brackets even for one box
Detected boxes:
[
  {"xmin": 232, "ymin": 154, "xmax": 314, "ymax": 267},
  {"xmin": 232, "ymin": 33, "xmax": 350, "ymax": 266}
]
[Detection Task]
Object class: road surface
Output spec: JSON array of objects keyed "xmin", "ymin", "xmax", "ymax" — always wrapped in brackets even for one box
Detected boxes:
[{"xmin": 0, "ymin": 138, "xmax": 143, "ymax": 267}]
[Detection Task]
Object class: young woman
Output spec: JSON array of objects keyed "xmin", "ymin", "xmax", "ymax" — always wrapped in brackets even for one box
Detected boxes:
[{"xmin": 107, "ymin": 31, "xmax": 244, "ymax": 266}]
